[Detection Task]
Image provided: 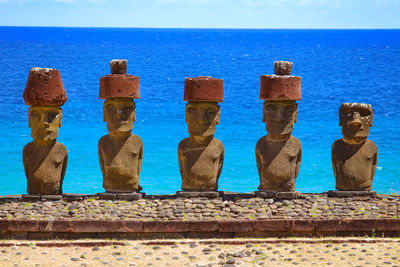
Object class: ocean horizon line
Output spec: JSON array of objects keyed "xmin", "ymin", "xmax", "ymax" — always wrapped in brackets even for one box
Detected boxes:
[{"xmin": 0, "ymin": 25, "xmax": 399, "ymax": 30}]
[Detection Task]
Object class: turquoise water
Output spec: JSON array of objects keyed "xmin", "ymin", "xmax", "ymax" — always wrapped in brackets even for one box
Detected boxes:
[{"xmin": 0, "ymin": 27, "xmax": 399, "ymax": 195}]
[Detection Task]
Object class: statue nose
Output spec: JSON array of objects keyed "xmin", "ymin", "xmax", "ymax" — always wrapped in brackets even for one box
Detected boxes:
[{"xmin": 350, "ymin": 112, "xmax": 362, "ymax": 126}]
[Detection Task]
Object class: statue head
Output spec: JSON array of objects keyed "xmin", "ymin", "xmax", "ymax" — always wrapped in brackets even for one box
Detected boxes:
[
  {"xmin": 103, "ymin": 98, "xmax": 136, "ymax": 133},
  {"xmin": 29, "ymin": 105, "xmax": 62, "ymax": 142},
  {"xmin": 339, "ymin": 103, "xmax": 373, "ymax": 139},
  {"xmin": 263, "ymin": 100, "xmax": 298, "ymax": 135},
  {"xmin": 186, "ymin": 101, "xmax": 220, "ymax": 136}
]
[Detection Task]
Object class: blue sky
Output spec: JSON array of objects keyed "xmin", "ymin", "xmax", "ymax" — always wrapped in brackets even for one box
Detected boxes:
[{"xmin": 0, "ymin": 0, "xmax": 399, "ymax": 28}]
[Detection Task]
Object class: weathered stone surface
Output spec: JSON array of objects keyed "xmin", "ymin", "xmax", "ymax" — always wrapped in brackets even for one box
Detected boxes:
[
  {"xmin": 110, "ymin": 59, "xmax": 127, "ymax": 75},
  {"xmin": 255, "ymin": 190, "xmax": 275, "ymax": 199},
  {"xmin": 21, "ymin": 194, "xmax": 41, "ymax": 201},
  {"xmin": 179, "ymin": 84, "xmax": 224, "ymax": 191},
  {"xmin": 332, "ymin": 103, "xmax": 378, "ymax": 191},
  {"xmin": 274, "ymin": 61, "xmax": 293, "ymax": 76},
  {"xmin": 219, "ymin": 220, "xmax": 253, "ymax": 233},
  {"xmin": 100, "ymin": 59, "xmax": 139, "ymax": 99},
  {"xmin": 256, "ymin": 100, "xmax": 302, "ymax": 192},
  {"xmin": 23, "ymin": 68, "xmax": 68, "ymax": 196},
  {"xmin": 176, "ymin": 191, "xmax": 221, "ymax": 199},
  {"xmin": 184, "ymin": 76, "xmax": 224, "ymax": 102},
  {"xmin": 275, "ymin": 192, "xmax": 301, "ymax": 200},
  {"xmin": 328, "ymin": 191, "xmax": 377, "ymax": 198},
  {"xmin": 99, "ymin": 61, "xmax": 143, "ymax": 193},
  {"xmin": 23, "ymin": 68, "xmax": 67, "ymax": 106},
  {"xmin": 62, "ymin": 193, "xmax": 90, "ymax": 201},
  {"xmin": 41, "ymin": 195, "xmax": 63, "ymax": 201},
  {"xmin": 116, "ymin": 193, "xmax": 143, "ymax": 201},
  {"xmin": 143, "ymin": 221, "xmax": 189, "ymax": 233}
]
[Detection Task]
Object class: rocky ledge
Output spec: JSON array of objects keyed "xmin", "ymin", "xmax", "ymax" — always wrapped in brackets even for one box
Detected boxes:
[{"xmin": 0, "ymin": 193, "xmax": 399, "ymax": 221}]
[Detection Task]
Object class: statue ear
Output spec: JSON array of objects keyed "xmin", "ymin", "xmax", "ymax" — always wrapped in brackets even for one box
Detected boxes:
[
  {"xmin": 217, "ymin": 105, "xmax": 221, "ymax": 125},
  {"xmin": 370, "ymin": 113, "xmax": 373, "ymax": 127},
  {"xmin": 294, "ymin": 102, "xmax": 298, "ymax": 123},
  {"xmin": 262, "ymin": 101, "xmax": 266, "ymax": 122},
  {"xmin": 185, "ymin": 104, "xmax": 188, "ymax": 123},
  {"xmin": 133, "ymin": 109, "xmax": 136, "ymax": 122},
  {"xmin": 58, "ymin": 108, "xmax": 63, "ymax": 127},
  {"xmin": 103, "ymin": 102, "xmax": 106, "ymax": 122},
  {"xmin": 28, "ymin": 107, "xmax": 32, "ymax": 128}
]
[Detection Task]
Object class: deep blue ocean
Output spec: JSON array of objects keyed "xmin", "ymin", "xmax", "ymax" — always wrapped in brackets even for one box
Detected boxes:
[{"xmin": 0, "ymin": 27, "xmax": 399, "ymax": 195}]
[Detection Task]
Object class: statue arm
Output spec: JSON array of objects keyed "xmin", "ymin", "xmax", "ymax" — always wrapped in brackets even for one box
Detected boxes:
[
  {"xmin": 371, "ymin": 149, "xmax": 378, "ymax": 184},
  {"xmin": 59, "ymin": 151, "xmax": 68, "ymax": 194},
  {"xmin": 255, "ymin": 143, "xmax": 262, "ymax": 178},
  {"xmin": 216, "ymin": 146, "xmax": 224, "ymax": 180},
  {"xmin": 295, "ymin": 144, "xmax": 302, "ymax": 178},
  {"xmin": 178, "ymin": 143, "xmax": 184, "ymax": 178},
  {"xmin": 331, "ymin": 143, "xmax": 338, "ymax": 178},
  {"xmin": 137, "ymin": 142, "xmax": 144, "ymax": 177},
  {"xmin": 98, "ymin": 141, "xmax": 105, "ymax": 175}
]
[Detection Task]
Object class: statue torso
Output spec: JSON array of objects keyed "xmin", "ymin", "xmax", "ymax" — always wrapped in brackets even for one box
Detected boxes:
[
  {"xmin": 99, "ymin": 134, "xmax": 143, "ymax": 192},
  {"xmin": 256, "ymin": 135, "xmax": 302, "ymax": 192},
  {"xmin": 178, "ymin": 137, "xmax": 224, "ymax": 191},
  {"xmin": 23, "ymin": 142, "xmax": 67, "ymax": 195},
  {"xmin": 332, "ymin": 139, "xmax": 377, "ymax": 190}
]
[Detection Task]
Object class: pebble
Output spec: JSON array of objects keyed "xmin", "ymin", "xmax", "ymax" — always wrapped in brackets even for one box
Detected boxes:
[{"xmin": 0, "ymin": 194, "xmax": 397, "ymax": 220}]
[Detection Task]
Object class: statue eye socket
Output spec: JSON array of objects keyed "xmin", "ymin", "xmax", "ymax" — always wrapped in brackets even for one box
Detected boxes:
[
  {"xmin": 30, "ymin": 110, "xmax": 40, "ymax": 117},
  {"xmin": 48, "ymin": 112, "xmax": 58, "ymax": 122}
]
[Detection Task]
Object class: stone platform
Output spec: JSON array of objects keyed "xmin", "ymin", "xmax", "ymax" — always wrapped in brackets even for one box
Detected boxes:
[{"xmin": 0, "ymin": 192, "xmax": 399, "ymax": 239}]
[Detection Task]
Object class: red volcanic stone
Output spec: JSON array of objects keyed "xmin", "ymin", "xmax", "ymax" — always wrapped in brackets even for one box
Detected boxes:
[
  {"xmin": 110, "ymin": 59, "xmax": 127, "ymax": 75},
  {"xmin": 142, "ymin": 221, "xmax": 189, "ymax": 233},
  {"xmin": 23, "ymin": 68, "xmax": 67, "ymax": 106},
  {"xmin": 184, "ymin": 76, "xmax": 224, "ymax": 102},
  {"xmin": 99, "ymin": 74, "xmax": 140, "ymax": 99},
  {"xmin": 8, "ymin": 220, "xmax": 39, "ymax": 232},
  {"xmin": 292, "ymin": 220, "xmax": 315, "ymax": 232},
  {"xmin": 188, "ymin": 220, "xmax": 219, "ymax": 232},
  {"xmin": 260, "ymin": 75, "xmax": 301, "ymax": 100},
  {"xmin": 218, "ymin": 220, "xmax": 253, "ymax": 232},
  {"xmin": 253, "ymin": 219, "xmax": 291, "ymax": 232}
]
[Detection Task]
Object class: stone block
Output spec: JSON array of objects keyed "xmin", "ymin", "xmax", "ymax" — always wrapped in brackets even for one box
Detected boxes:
[
  {"xmin": 188, "ymin": 220, "xmax": 219, "ymax": 232},
  {"xmin": 222, "ymin": 192, "xmax": 255, "ymax": 201},
  {"xmin": 327, "ymin": 190, "xmax": 377, "ymax": 198},
  {"xmin": 275, "ymin": 191, "xmax": 301, "ymax": 200},
  {"xmin": 41, "ymin": 195, "xmax": 63, "ymax": 201},
  {"xmin": 143, "ymin": 220, "xmax": 189, "ymax": 233},
  {"xmin": 176, "ymin": 191, "xmax": 221, "ymax": 199},
  {"xmin": 99, "ymin": 75, "xmax": 140, "ymax": 99},
  {"xmin": 3, "ymin": 195, "xmax": 22, "ymax": 200},
  {"xmin": 253, "ymin": 219, "xmax": 291, "ymax": 232},
  {"xmin": 8, "ymin": 220, "xmax": 39, "ymax": 232},
  {"xmin": 184, "ymin": 76, "xmax": 224, "ymax": 102},
  {"xmin": 21, "ymin": 194, "xmax": 41, "ymax": 201},
  {"xmin": 293, "ymin": 220, "xmax": 315, "ymax": 232},
  {"xmin": 218, "ymin": 220, "xmax": 253, "ymax": 233},
  {"xmin": 63, "ymin": 193, "xmax": 91, "ymax": 201},
  {"xmin": 260, "ymin": 75, "xmax": 301, "ymax": 100},
  {"xmin": 23, "ymin": 68, "xmax": 67, "ymax": 106},
  {"xmin": 116, "ymin": 192, "xmax": 143, "ymax": 201},
  {"xmin": 97, "ymin": 193, "xmax": 116, "ymax": 200},
  {"xmin": 254, "ymin": 190, "xmax": 275, "ymax": 199}
]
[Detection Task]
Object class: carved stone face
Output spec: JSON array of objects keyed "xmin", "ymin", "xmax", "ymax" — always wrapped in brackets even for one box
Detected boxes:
[
  {"xmin": 339, "ymin": 103, "xmax": 373, "ymax": 138},
  {"xmin": 186, "ymin": 101, "xmax": 220, "ymax": 136},
  {"xmin": 29, "ymin": 105, "xmax": 62, "ymax": 142},
  {"xmin": 263, "ymin": 100, "xmax": 297, "ymax": 135},
  {"xmin": 104, "ymin": 98, "xmax": 136, "ymax": 133}
]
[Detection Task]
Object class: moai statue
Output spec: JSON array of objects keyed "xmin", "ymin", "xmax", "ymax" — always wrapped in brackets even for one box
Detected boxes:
[
  {"xmin": 178, "ymin": 76, "xmax": 224, "ymax": 192},
  {"xmin": 98, "ymin": 60, "xmax": 143, "ymax": 193},
  {"xmin": 23, "ymin": 67, "xmax": 68, "ymax": 195},
  {"xmin": 331, "ymin": 103, "xmax": 378, "ymax": 192},
  {"xmin": 256, "ymin": 61, "xmax": 302, "ymax": 195}
]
